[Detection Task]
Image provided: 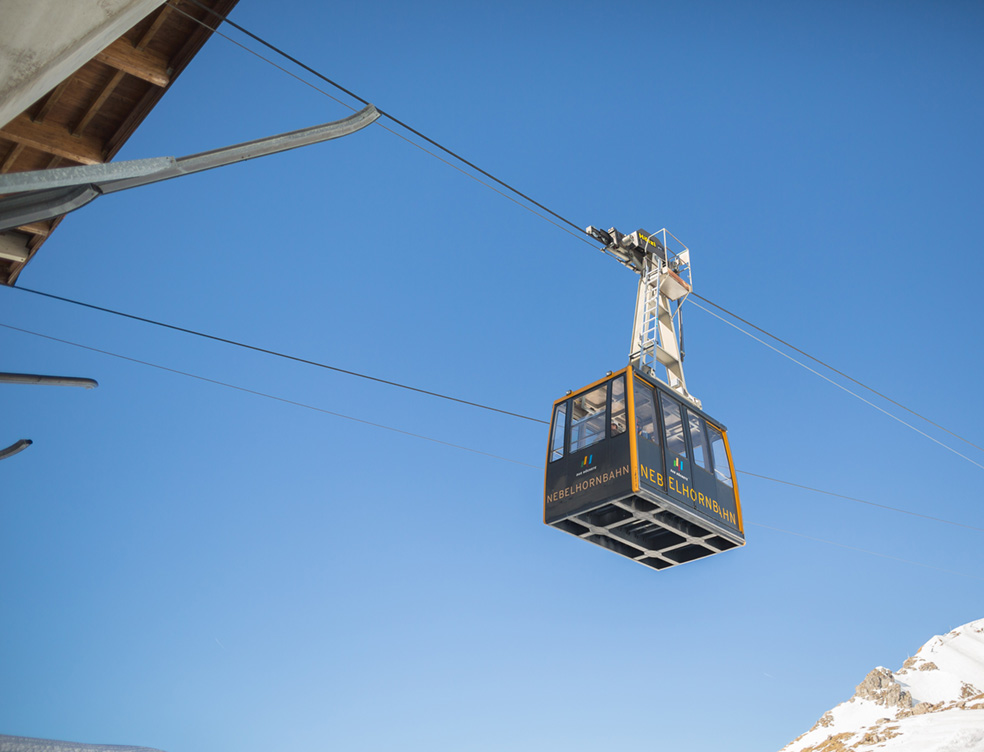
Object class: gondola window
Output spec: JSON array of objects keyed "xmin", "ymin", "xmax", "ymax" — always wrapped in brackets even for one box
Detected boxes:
[
  {"xmin": 570, "ymin": 384, "xmax": 607, "ymax": 452},
  {"xmin": 611, "ymin": 376, "xmax": 627, "ymax": 436},
  {"xmin": 634, "ymin": 381, "xmax": 659, "ymax": 445},
  {"xmin": 661, "ymin": 393, "xmax": 688, "ymax": 459},
  {"xmin": 707, "ymin": 424, "xmax": 733, "ymax": 486},
  {"xmin": 550, "ymin": 401, "xmax": 567, "ymax": 461},
  {"xmin": 688, "ymin": 410, "xmax": 709, "ymax": 470}
]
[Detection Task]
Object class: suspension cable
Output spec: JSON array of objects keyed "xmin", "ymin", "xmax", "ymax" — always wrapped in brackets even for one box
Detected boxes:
[
  {"xmin": 168, "ymin": 0, "xmax": 587, "ymax": 238},
  {"xmin": 6, "ymin": 286, "xmax": 546, "ymax": 425},
  {"xmin": 692, "ymin": 292, "xmax": 984, "ymax": 455},
  {"xmin": 739, "ymin": 471, "xmax": 984, "ymax": 533},
  {"xmin": 4, "ymin": 305, "xmax": 982, "ymax": 536},
  {"xmin": 5, "ymin": 320, "xmax": 981, "ymax": 582},
  {"xmin": 0, "ymin": 322, "xmax": 538, "ymax": 468},
  {"xmin": 8, "ymin": 0, "xmax": 978, "ymax": 512},
  {"xmin": 160, "ymin": 0, "xmax": 984, "ymax": 469},
  {"xmin": 748, "ymin": 523, "xmax": 984, "ymax": 583},
  {"xmin": 689, "ymin": 298, "xmax": 984, "ymax": 472}
]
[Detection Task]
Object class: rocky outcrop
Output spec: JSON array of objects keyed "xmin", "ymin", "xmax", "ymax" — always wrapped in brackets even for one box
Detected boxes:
[
  {"xmin": 854, "ymin": 667, "xmax": 912, "ymax": 709},
  {"xmin": 780, "ymin": 618, "xmax": 984, "ymax": 752}
]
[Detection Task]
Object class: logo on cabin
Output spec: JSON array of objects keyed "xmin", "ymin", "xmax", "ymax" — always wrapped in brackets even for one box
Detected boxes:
[
  {"xmin": 668, "ymin": 455, "xmax": 689, "ymax": 483},
  {"xmin": 575, "ymin": 454, "xmax": 597, "ymax": 478}
]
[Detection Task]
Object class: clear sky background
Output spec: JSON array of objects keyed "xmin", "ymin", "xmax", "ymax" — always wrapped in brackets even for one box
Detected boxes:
[{"xmin": 2, "ymin": 2, "xmax": 983, "ymax": 751}]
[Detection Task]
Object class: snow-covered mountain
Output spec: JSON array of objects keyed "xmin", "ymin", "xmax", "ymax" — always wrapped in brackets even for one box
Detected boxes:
[{"xmin": 781, "ymin": 618, "xmax": 984, "ymax": 751}]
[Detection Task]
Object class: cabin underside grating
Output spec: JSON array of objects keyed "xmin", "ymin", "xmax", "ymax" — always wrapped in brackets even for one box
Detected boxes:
[{"xmin": 549, "ymin": 494, "xmax": 742, "ymax": 570}]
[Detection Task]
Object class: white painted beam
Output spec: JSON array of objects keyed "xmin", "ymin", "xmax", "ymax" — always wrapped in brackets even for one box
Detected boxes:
[{"xmin": 0, "ymin": 232, "xmax": 31, "ymax": 262}]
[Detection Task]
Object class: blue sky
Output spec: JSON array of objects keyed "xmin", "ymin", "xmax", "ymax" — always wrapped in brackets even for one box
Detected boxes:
[{"xmin": 2, "ymin": 1, "xmax": 983, "ymax": 750}]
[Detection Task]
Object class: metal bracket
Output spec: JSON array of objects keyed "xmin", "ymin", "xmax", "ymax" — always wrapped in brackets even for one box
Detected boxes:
[
  {"xmin": 0, "ymin": 439, "xmax": 32, "ymax": 461},
  {"xmin": 0, "ymin": 157, "xmax": 177, "ymax": 195},
  {"xmin": 0, "ymin": 372, "xmax": 99, "ymax": 388},
  {"xmin": 0, "ymin": 372, "xmax": 99, "ymax": 461},
  {"xmin": 0, "ymin": 104, "xmax": 380, "ymax": 231}
]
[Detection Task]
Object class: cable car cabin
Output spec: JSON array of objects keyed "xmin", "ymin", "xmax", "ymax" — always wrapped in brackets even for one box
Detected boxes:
[{"xmin": 544, "ymin": 366, "xmax": 744, "ymax": 570}]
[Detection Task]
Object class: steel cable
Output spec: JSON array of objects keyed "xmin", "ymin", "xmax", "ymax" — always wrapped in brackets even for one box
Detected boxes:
[
  {"xmin": 4, "ymin": 320, "xmax": 981, "ymax": 583},
  {"xmin": 162, "ymin": 0, "xmax": 984, "ymax": 469}
]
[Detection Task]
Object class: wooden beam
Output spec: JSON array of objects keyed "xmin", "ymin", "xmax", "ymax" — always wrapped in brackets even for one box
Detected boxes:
[
  {"xmin": 0, "ymin": 114, "xmax": 104, "ymax": 165},
  {"xmin": 33, "ymin": 77, "xmax": 74, "ymax": 123},
  {"xmin": 74, "ymin": 70, "xmax": 126, "ymax": 136},
  {"xmin": 0, "ymin": 115, "xmax": 105, "ymax": 164},
  {"xmin": 105, "ymin": 0, "xmax": 241, "ymax": 159},
  {"xmin": 136, "ymin": 5, "xmax": 173, "ymax": 51},
  {"xmin": 95, "ymin": 37, "xmax": 171, "ymax": 87},
  {"xmin": 27, "ymin": 231, "xmax": 45, "ymax": 253},
  {"xmin": 18, "ymin": 221, "xmax": 54, "ymax": 237},
  {"xmin": 6, "ymin": 216, "xmax": 63, "ymax": 286},
  {"xmin": 0, "ymin": 143, "xmax": 25, "ymax": 173},
  {"xmin": 75, "ymin": 5, "xmax": 173, "ymax": 136},
  {"xmin": 105, "ymin": 82, "xmax": 159, "ymax": 158}
]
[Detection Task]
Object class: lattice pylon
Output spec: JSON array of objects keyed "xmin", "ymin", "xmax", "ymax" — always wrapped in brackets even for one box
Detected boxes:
[{"xmin": 628, "ymin": 253, "xmax": 698, "ymax": 407}]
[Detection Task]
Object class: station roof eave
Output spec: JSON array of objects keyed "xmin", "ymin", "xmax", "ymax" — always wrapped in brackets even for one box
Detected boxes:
[{"xmin": 0, "ymin": 0, "xmax": 240, "ymax": 286}]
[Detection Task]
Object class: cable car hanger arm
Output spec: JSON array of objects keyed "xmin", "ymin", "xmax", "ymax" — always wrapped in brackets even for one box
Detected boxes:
[
  {"xmin": 0, "ymin": 105, "xmax": 380, "ymax": 232},
  {"xmin": 586, "ymin": 224, "xmax": 699, "ymax": 407}
]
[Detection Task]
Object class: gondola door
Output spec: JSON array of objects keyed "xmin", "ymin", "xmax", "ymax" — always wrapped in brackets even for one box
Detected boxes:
[{"xmin": 659, "ymin": 392, "xmax": 695, "ymax": 510}]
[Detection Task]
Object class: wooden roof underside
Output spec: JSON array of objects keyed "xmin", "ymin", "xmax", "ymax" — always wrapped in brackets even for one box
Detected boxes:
[{"xmin": 0, "ymin": 0, "xmax": 239, "ymax": 286}]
